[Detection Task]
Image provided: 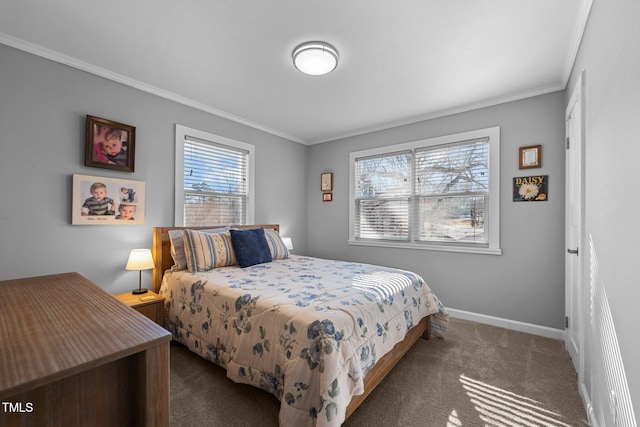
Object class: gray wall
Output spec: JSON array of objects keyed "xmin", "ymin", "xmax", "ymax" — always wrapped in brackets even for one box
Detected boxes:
[
  {"xmin": 1, "ymin": 40, "xmax": 568, "ymax": 330},
  {"xmin": 0, "ymin": 42, "xmax": 568, "ymax": 330},
  {"xmin": 566, "ymin": 0, "xmax": 640, "ymax": 424},
  {"xmin": 307, "ymin": 92, "xmax": 567, "ymax": 329},
  {"xmin": 0, "ymin": 44, "xmax": 308, "ymax": 293}
]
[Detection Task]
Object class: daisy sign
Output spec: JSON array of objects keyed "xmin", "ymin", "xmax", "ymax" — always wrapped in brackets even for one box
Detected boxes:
[{"xmin": 513, "ymin": 175, "xmax": 548, "ymax": 202}]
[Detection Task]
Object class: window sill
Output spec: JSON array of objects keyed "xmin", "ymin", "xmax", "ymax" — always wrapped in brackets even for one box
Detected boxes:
[{"xmin": 347, "ymin": 239, "xmax": 502, "ymax": 255}]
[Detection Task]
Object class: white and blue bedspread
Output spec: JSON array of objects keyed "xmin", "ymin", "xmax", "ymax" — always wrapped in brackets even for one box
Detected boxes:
[{"xmin": 160, "ymin": 255, "xmax": 447, "ymax": 427}]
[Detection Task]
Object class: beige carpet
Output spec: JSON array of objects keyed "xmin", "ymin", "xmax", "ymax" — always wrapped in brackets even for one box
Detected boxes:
[{"xmin": 169, "ymin": 317, "xmax": 588, "ymax": 426}]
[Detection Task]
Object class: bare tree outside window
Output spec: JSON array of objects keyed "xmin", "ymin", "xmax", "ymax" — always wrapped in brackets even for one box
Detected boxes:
[
  {"xmin": 415, "ymin": 140, "xmax": 489, "ymax": 243},
  {"xmin": 355, "ymin": 152, "xmax": 410, "ymax": 240},
  {"xmin": 354, "ymin": 139, "xmax": 490, "ymax": 244}
]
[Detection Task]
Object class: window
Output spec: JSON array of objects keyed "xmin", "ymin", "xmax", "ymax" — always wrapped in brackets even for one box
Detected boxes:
[
  {"xmin": 349, "ymin": 127, "xmax": 501, "ymax": 255},
  {"xmin": 175, "ymin": 125, "xmax": 254, "ymax": 226}
]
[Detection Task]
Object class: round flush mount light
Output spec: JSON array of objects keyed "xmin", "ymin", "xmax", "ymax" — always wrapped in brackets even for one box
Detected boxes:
[{"xmin": 292, "ymin": 41, "xmax": 339, "ymax": 76}]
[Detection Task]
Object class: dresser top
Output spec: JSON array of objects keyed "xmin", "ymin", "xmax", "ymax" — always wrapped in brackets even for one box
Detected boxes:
[{"xmin": 0, "ymin": 272, "xmax": 171, "ymax": 398}]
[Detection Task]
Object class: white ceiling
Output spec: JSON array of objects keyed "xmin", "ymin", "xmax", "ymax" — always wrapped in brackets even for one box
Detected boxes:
[{"xmin": 0, "ymin": 1, "xmax": 591, "ymax": 144}]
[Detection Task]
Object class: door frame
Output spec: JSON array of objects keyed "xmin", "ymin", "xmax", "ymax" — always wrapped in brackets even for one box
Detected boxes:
[{"xmin": 565, "ymin": 71, "xmax": 586, "ymax": 382}]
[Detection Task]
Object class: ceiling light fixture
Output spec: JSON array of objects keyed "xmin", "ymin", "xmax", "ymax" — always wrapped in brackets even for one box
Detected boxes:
[{"xmin": 292, "ymin": 41, "xmax": 339, "ymax": 76}]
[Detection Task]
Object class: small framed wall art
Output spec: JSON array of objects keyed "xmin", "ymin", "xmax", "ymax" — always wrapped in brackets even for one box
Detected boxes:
[
  {"xmin": 322, "ymin": 192, "xmax": 333, "ymax": 202},
  {"xmin": 85, "ymin": 115, "xmax": 136, "ymax": 172},
  {"xmin": 519, "ymin": 145, "xmax": 542, "ymax": 169},
  {"xmin": 513, "ymin": 175, "xmax": 548, "ymax": 202},
  {"xmin": 321, "ymin": 172, "xmax": 333, "ymax": 191},
  {"xmin": 72, "ymin": 174, "xmax": 145, "ymax": 224}
]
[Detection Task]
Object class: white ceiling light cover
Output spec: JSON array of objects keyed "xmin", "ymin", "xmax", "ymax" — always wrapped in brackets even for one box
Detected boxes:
[{"xmin": 292, "ymin": 42, "xmax": 339, "ymax": 76}]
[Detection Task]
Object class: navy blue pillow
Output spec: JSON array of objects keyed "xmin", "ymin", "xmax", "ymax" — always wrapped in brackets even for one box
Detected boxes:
[{"xmin": 230, "ymin": 228, "xmax": 273, "ymax": 268}]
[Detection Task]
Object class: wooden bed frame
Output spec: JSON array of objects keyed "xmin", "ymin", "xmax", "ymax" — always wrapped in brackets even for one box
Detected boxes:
[
  {"xmin": 151, "ymin": 224, "xmax": 281, "ymax": 293},
  {"xmin": 151, "ymin": 224, "xmax": 431, "ymax": 419}
]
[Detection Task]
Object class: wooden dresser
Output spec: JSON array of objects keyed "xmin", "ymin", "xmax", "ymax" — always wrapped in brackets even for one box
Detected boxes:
[{"xmin": 0, "ymin": 272, "xmax": 171, "ymax": 427}]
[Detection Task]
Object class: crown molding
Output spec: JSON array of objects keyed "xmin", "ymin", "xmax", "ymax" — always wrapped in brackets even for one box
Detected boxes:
[
  {"xmin": 307, "ymin": 83, "xmax": 567, "ymax": 145},
  {"xmin": 561, "ymin": 0, "xmax": 593, "ymax": 84},
  {"xmin": 2, "ymin": 9, "xmax": 592, "ymax": 148},
  {"xmin": 0, "ymin": 32, "xmax": 305, "ymax": 145}
]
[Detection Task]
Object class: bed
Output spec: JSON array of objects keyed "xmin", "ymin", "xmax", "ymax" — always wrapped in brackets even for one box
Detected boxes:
[{"xmin": 152, "ymin": 224, "xmax": 447, "ymax": 427}]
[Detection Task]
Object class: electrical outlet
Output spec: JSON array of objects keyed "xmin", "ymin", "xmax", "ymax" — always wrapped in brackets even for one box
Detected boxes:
[{"xmin": 610, "ymin": 390, "xmax": 617, "ymax": 425}]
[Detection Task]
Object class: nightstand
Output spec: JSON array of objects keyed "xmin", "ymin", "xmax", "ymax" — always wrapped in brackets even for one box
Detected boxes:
[{"xmin": 114, "ymin": 290, "xmax": 165, "ymax": 326}]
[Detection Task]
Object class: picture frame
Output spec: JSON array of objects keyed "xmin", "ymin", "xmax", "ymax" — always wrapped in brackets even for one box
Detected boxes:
[
  {"xmin": 519, "ymin": 144, "xmax": 542, "ymax": 169},
  {"xmin": 85, "ymin": 115, "xmax": 136, "ymax": 172},
  {"xmin": 72, "ymin": 174, "xmax": 145, "ymax": 224},
  {"xmin": 322, "ymin": 192, "xmax": 333, "ymax": 202},
  {"xmin": 513, "ymin": 175, "xmax": 548, "ymax": 202},
  {"xmin": 321, "ymin": 172, "xmax": 333, "ymax": 191}
]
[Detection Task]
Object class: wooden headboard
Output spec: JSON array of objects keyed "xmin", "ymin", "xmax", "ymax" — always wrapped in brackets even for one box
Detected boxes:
[{"xmin": 151, "ymin": 224, "xmax": 280, "ymax": 293}]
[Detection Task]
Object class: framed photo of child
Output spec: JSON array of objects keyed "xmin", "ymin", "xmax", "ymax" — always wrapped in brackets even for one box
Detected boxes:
[
  {"xmin": 72, "ymin": 174, "xmax": 145, "ymax": 225},
  {"xmin": 85, "ymin": 115, "xmax": 136, "ymax": 172}
]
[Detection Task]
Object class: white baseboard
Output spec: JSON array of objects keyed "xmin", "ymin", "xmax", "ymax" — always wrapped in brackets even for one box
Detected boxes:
[
  {"xmin": 580, "ymin": 382, "xmax": 598, "ymax": 427},
  {"xmin": 447, "ymin": 308, "xmax": 565, "ymax": 340}
]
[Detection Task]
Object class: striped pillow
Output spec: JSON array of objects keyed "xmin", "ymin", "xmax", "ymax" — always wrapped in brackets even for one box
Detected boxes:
[
  {"xmin": 183, "ymin": 229, "xmax": 237, "ymax": 272},
  {"xmin": 168, "ymin": 227, "xmax": 228, "ymax": 271},
  {"xmin": 264, "ymin": 228, "xmax": 289, "ymax": 260}
]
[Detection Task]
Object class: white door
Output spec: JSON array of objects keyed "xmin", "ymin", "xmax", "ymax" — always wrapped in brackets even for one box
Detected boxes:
[{"xmin": 565, "ymin": 73, "xmax": 584, "ymax": 377}]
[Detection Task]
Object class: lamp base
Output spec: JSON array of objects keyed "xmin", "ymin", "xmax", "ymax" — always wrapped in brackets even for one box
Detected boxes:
[{"xmin": 132, "ymin": 288, "xmax": 148, "ymax": 294}]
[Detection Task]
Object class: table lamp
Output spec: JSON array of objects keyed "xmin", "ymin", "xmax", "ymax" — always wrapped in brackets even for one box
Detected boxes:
[
  {"xmin": 281, "ymin": 237, "xmax": 293, "ymax": 252},
  {"xmin": 126, "ymin": 249, "xmax": 154, "ymax": 294}
]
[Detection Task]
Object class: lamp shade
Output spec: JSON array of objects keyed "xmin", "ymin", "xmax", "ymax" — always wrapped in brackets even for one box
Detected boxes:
[
  {"xmin": 293, "ymin": 42, "xmax": 338, "ymax": 76},
  {"xmin": 281, "ymin": 237, "xmax": 294, "ymax": 251},
  {"xmin": 125, "ymin": 249, "xmax": 154, "ymax": 271}
]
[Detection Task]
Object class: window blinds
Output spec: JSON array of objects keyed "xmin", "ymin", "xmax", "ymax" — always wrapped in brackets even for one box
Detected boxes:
[
  {"xmin": 353, "ymin": 138, "xmax": 489, "ymax": 244},
  {"xmin": 414, "ymin": 139, "xmax": 489, "ymax": 243},
  {"xmin": 183, "ymin": 136, "xmax": 249, "ymax": 227},
  {"xmin": 354, "ymin": 150, "xmax": 411, "ymax": 240}
]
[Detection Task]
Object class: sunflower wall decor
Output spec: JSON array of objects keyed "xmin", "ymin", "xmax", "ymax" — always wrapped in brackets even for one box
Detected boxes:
[{"xmin": 513, "ymin": 175, "xmax": 548, "ymax": 202}]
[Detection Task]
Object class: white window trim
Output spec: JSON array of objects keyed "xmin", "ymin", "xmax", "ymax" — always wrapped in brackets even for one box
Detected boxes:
[
  {"xmin": 349, "ymin": 127, "xmax": 501, "ymax": 255},
  {"xmin": 175, "ymin": 124, "xmax": 255, "ymax": 226}
]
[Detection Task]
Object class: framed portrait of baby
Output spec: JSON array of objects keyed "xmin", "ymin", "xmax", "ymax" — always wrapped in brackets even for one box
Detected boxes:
[
  {"xmin": 72, "ymin": 174, "xmax": 145, "ymax": 225},
  {"xmin": 85, "ymin": 115, "xmax": 136, "ymax": 172}
]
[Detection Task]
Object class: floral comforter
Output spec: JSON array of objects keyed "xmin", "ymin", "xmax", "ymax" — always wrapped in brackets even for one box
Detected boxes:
[{"xmin": 160, "ymin": 255, "xmax": 447, "ymax": 427}]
